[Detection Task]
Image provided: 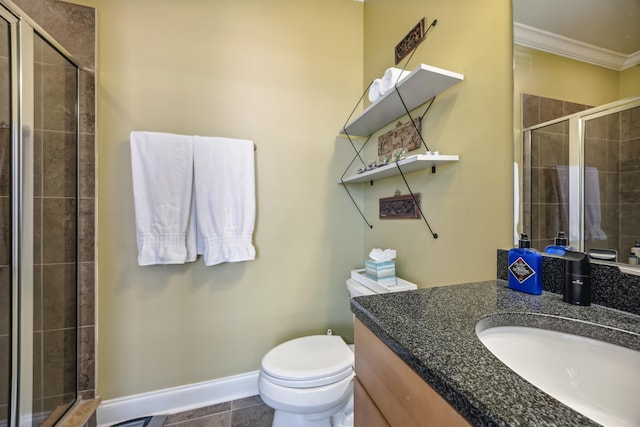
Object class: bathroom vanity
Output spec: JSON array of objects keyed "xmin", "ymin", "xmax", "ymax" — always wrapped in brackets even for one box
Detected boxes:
[
  {"xmin": 354, "ymin": 318, "xmax": 470, "ymax": 426},
  {"xmin": 351, "ymin": 278, "xmax": 640, "ymax": 426}
]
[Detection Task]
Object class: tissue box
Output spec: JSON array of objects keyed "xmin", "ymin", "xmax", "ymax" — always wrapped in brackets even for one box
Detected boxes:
[{"xmin": 364, "ymin": 260, "xmax": 395, "ymax": 279}]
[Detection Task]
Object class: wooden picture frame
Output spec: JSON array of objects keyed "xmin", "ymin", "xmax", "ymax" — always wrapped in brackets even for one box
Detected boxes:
[
  {"xmin": 379, "ymin": 194, "xmax": 421, "ymax": 219},
  {"xmin": 378, "ymin": 118, "xmax": 422, "ymax": 157},
  {"xmin": 395, "ymin": 18, "xmax": 426, "ymax": 64}
]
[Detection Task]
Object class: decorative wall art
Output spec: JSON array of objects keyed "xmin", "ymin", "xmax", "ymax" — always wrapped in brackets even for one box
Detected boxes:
[
  {"xmin": 379, "ymin": 193, "xmax": 421, "ymax": 219},
  {"xmin": 395, "ymin": 18, "xmax": 426, "ymax": 64},
  {"xmin": 378, "ymin": 118, "xmax": 422, "ymax": 157}
]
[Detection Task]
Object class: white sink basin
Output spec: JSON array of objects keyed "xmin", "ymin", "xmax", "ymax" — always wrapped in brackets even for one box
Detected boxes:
[{"xmin": 476, "ymin": 323, "xmax": 640, "ymax": 427}]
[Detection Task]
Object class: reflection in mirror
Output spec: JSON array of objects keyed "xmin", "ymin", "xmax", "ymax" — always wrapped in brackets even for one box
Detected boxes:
[
  {"xmin": 513, "ymin": 0, "xmax": 640, "ymax": 268},
  {"xmin": 521, "ymin": 97, "xmax": 640, "ymax": 262}
]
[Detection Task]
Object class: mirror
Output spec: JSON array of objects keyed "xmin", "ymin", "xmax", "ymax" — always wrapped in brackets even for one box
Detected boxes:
[{"xmin": 513, "ymin": 0, "xmax": 640, "ymax": 268}]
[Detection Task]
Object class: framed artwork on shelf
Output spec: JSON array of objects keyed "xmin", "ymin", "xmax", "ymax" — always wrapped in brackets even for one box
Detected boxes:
[{"xmin": 378, "ymin": 118, "xmax": 422, "ymax": 157}]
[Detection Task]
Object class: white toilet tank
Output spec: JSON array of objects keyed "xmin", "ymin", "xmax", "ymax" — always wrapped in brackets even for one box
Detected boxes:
[
  {"xmin": 346, "ymin": 279, "xmax": 376, "ymax": 297},
  {"xmin": 346, "ymin": 271, "xmax": 417, "ymax": 298}
]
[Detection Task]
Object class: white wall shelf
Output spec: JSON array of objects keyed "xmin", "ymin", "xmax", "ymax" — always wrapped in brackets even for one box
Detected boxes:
[
  {"xmin": 340, "ymin": 154, "xmax": 459, "ymax": 184},
  {"xmin": 337, "ymin": 62, "xmax": 464, "ymax": 235},
  {"xmin": 340, "ymin": 64, "xmax": 464, "ymax": 137}
]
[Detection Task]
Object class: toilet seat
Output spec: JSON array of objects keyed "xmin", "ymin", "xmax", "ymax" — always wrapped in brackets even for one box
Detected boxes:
[{"xmin": 261, "ymin": 335, "xmax": 354, "ymax": 388}]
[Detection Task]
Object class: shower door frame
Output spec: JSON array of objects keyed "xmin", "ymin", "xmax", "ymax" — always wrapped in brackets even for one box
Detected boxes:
[
  {"xmin": 1, "ymin": 5, "xmax": 21, "ymax": 424},
  {"xmin": 1, "ymin": 1, "xmax": 82, "ymax": 425}
]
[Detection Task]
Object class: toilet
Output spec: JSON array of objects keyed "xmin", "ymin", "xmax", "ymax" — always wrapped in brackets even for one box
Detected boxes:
[{"xmin": 258, "ymin": 277, "xmax": 414, "ymax": 427}]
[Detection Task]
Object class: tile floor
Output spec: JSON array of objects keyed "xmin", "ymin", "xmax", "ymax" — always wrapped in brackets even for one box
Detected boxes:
[{"xmin": 163, "ymin": 396, "xmax": 273, "ymax": 427}]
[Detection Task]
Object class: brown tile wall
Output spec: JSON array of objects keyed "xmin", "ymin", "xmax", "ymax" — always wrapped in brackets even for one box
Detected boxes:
[{"xmin": 9, "ymin": 0, "xmax": 95, "ymax": 71}]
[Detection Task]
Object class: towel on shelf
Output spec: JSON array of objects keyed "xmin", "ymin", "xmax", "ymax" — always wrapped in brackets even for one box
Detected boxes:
[
  {"xmin": 130, "ymin": 131, "xmax": 197, "ymax": 265},
  {"xmin": 193, "ymin": 136, "xmax": 256, "ymax": 266},
  {"xmin": 367, "ymin": 68, "xmax": 411, "ymax": 103},
  {"xmin": 368, "ymin": 79, "xmax": 383, "ymax": 102},
  {"xmin": 381, "ymin": 67, "xmax": 410, "ymax": 92}
]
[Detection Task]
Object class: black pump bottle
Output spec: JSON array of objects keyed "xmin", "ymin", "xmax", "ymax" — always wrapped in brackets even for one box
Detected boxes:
[{"xmin": 563, "ymin": 251, "xmax": 591, "ymax": 306}]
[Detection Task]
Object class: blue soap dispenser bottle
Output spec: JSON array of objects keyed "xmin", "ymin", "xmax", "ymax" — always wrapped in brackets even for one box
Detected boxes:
[
  {"xmin": 508, "ymin": 233, "xmax": 543, "ymax": 295},
  {"xmin": 545, "ymin": 231, "xmax": 574, "ymax": 255}
]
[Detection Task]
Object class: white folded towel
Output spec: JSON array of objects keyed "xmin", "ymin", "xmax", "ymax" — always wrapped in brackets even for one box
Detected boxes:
[
  {"xmin": 367, "ymin": 67, "xmax": 411, "ymax": 103},
  {"xmin": 193, "ymin": 137, "xmax": 256, "ymax": 266},
  {"xmin": 130, "ymin": 131, "xmax": 197, "ymax": 265},
  {"xmin": 381, "ymin": 67, "xmax": 410, "ymax": 91},
  {"xmin": 368, "ymin": 79, "xmax": 383, "ymax": 103}
]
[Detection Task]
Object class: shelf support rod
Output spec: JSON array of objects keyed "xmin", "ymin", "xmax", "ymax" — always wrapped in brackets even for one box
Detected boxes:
[
  {"xmin": 339, "ymin": 181, "xmax": 373, "ymax": 229},
  {"xmin": 395, "ymin": 162, "xmax": 438, "ymax": 239},
  {"xmin": 340, "ymin": 131, "xmax": 374, "ymax": 229},
  {"xmin": 395, "ymin": 88, "xmax": 436, "ymax": 152}
]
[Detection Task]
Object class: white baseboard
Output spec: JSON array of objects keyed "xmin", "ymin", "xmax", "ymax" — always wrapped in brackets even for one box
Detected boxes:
[{"xmin": 96, "ymin": 370, "xmax": 260, "ymax": 427}]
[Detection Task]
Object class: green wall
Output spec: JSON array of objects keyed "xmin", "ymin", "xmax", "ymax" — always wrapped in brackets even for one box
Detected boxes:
[
  {"xmin": 361, "ymin": 0, "xmax": 514, "ymax": 286},
  {"xmin": 95, "ymin": 0, "xmax": 364, "ymax": 399}
]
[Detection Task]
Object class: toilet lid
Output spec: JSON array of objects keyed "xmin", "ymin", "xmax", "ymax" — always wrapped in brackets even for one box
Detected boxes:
[{"xmin": 261, "ymin": 335, "xmax": 354, "ymax": 384}]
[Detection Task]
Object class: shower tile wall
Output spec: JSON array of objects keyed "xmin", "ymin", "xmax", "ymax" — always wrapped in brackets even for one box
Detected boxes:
[
  {"xmin": 522, "ymin": 94, "xmax": 592, "ymax": 249},
  {"xmin": 13, "ymin": 0, "xmax": 97, "ymax": 406}
]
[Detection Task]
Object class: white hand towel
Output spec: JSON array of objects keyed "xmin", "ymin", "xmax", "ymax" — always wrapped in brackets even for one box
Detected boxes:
[
  {"xmin": 380, "ymin": 67, "xmax": 410, "ymax": 95},
  {"xmin": 556, "ymin": 165, "xmax": 606, "ymax": 243},
  {"xmin": 368, "ymin": 78, "xmax": 383, "ymax": 103},
  {"xmin": 584, "ymin": 166, "xmax": 606, "ymax": 242},
  {"xmin": 130, "ymin": 131, "xmax": 197, "ymax": 265},
  {"xmin": 193, "ymin": 136, "xmax": 256, "ymax": 266}
]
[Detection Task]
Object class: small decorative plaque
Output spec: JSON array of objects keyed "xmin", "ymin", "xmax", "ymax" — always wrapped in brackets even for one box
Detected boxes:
[
  {"xmin": 395, "ymin": 18, "xmax": 426, "ymax": 64},
  {"xmin": 379, "ymin": 194, "xmax": 421, "ymax": 219}
]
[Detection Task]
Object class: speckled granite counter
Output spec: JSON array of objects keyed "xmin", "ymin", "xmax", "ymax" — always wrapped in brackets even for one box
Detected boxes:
[{"xmin": 350, "ymin": 280, "xmax": 640, "ymax": 426}]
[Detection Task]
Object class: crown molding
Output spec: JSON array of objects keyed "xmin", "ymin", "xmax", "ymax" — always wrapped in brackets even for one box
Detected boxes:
[{"xmin": 514, "ymin": 22, "xmax": 639, "ymax": 71}]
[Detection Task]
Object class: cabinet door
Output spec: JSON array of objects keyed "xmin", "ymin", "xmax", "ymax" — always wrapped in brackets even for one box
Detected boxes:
[
  {"xmin": 354, "ymin": 376, "xmax": 391, "ymax": 427},
  {"xmin": 354, "ymin": 319, "xmax": 471, "ymax": 427}
]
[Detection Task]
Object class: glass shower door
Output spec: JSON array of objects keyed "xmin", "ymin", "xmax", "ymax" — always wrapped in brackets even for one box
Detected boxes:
[
  {"xmin": 0, "ymin": 5, "xmax": 79, "ymax": 424},
  {"xmin": 31, "ymin": 33, "xmax": 78, "ymax": 425},
  {"xmin": 522, "ymin": 119, "xmax": 571, "ymax": 250},
  {"xmin": 583, "ymin": 104, "xmax": 640, "ymax": 261}
]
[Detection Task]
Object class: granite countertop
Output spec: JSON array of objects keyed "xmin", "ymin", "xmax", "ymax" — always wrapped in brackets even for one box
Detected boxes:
[{"xmin": 350, "ymin": 280, "xmax": 640, "ymax": 426}]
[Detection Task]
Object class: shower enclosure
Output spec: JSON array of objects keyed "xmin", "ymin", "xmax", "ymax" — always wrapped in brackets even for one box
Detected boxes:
[
  {"xmin": 1, "ymin": 2, "xmax": 80, "ymax": 426},
  {"xmin": 519, "ymin": 96, "xmax": 640, "ymax": 261}
]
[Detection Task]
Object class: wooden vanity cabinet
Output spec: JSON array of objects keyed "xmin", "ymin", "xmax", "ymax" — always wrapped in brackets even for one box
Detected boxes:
[{"xmin": 354, "ymin": 319, "xmax": 471, "ymax": 427}]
